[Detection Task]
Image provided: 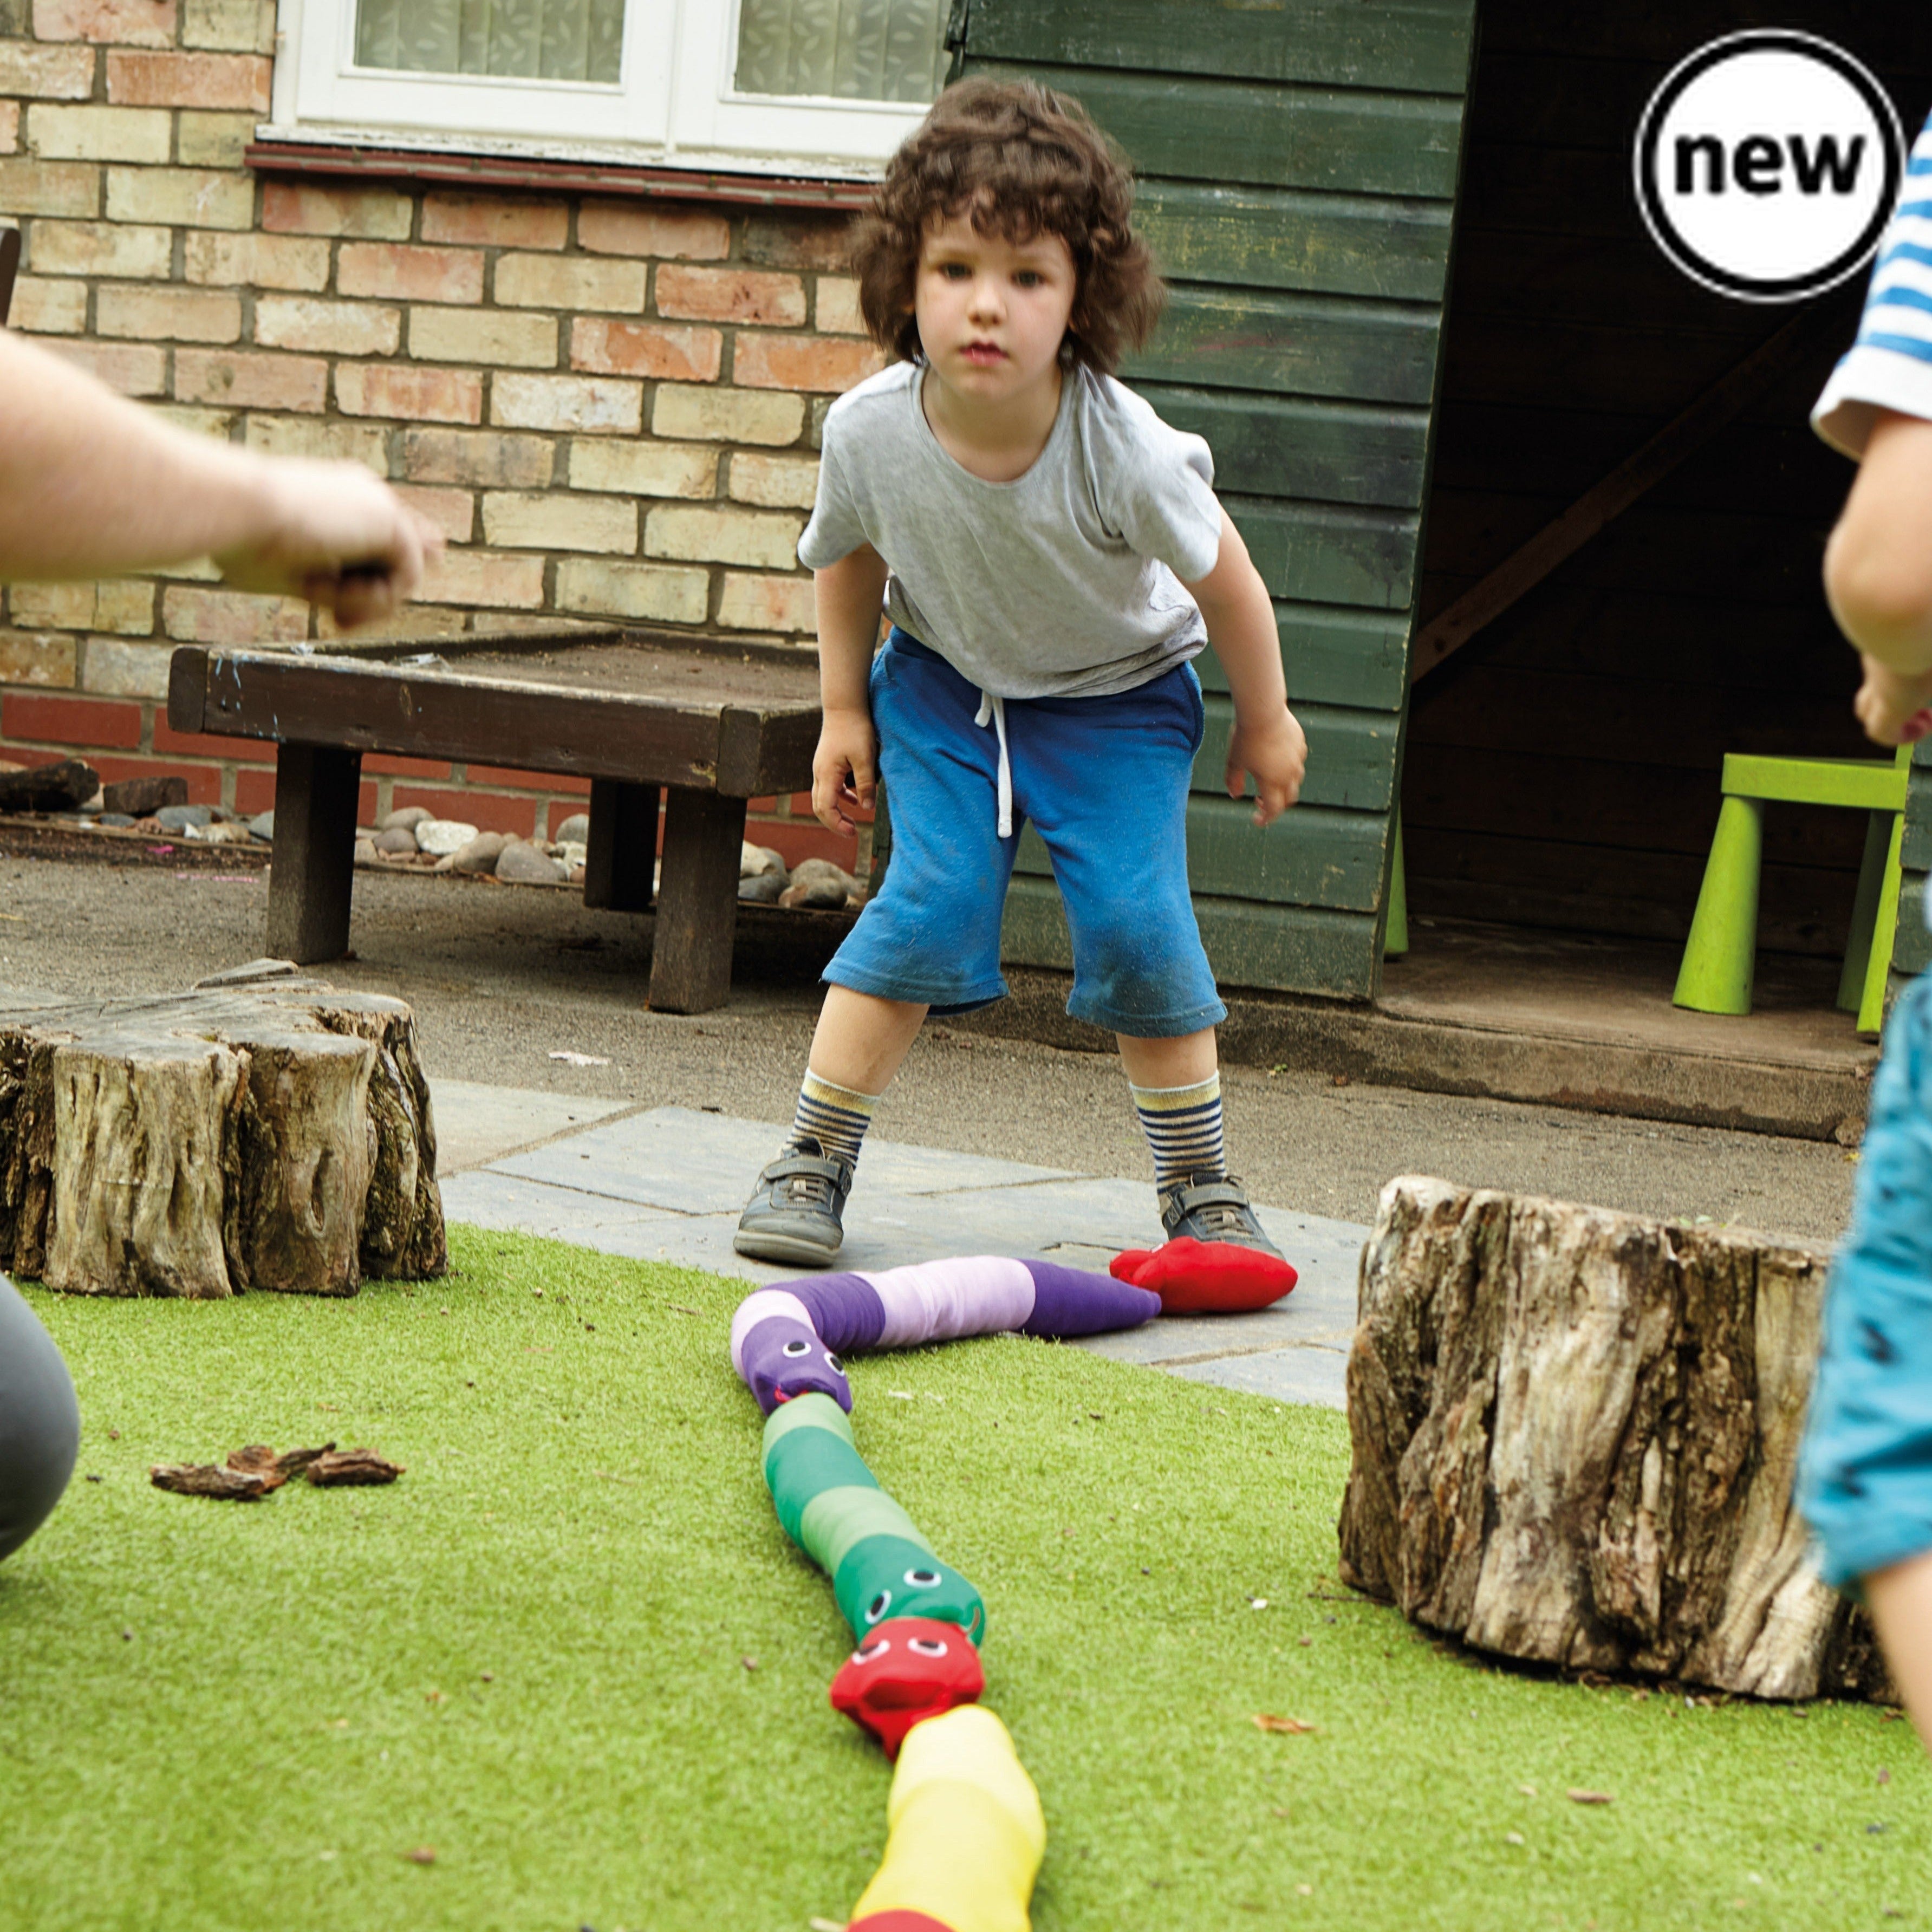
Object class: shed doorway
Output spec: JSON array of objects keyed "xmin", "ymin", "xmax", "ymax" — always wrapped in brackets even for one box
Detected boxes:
[{"xmin": 1395, "ymin": 0, "xmax": 1927, "ymax": 1089}]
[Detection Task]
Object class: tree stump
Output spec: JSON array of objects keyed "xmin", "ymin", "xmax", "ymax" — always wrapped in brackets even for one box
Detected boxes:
[
  {"xmin": 1338, "ymin": 1176, "xmax": 1892, "ymax": 1703},
  {"xmin": 0, "ymin": 960, "xmax": 445, "ymax": 1298}
]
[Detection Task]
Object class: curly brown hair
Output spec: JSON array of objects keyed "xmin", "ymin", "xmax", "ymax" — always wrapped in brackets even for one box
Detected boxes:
[{"xmin": 851, "ymin": 76, "xmax": 1164, "ymax": 374}]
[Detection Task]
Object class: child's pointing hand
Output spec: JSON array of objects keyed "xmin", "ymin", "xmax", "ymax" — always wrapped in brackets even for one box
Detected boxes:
[{"xmin": 1226, "ymin": 707, "xmax": 1307, "ymax": 828}]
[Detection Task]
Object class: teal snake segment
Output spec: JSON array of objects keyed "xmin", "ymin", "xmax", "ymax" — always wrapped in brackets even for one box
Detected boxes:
[{"xmin": 763, "ymin": 1394, "xmax": 986, "ymax": 1644}]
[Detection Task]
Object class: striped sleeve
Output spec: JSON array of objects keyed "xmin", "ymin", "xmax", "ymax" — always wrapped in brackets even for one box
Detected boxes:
[{"xmin": 1814, "ymin": 111, "xmax": 1932, "ymax": 456}]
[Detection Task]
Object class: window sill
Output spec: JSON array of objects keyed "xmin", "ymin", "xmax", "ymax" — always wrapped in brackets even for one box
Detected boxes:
[{"xmin": 245, "ymin": 127, "xmax": 879, "ymax": 212}]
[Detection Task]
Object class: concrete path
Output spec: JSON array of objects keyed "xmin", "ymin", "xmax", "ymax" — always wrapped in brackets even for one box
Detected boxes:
[{"xmin": 433, "ymin": 1082, "xmax": 1365, "ymax": 1409}]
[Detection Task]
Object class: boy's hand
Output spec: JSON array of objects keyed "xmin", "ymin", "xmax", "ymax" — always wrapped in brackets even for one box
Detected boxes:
[
  {"xmin": 812, "ymin": 705, "xmax": 878, "ymax": 833},
  {"xmin": 1226, "ymin": 707, "xmax": 1307, "ymax": 827},
  {"xmin": 1854, "ymin": 654, "xmax": 1932, "ymax": 746}
]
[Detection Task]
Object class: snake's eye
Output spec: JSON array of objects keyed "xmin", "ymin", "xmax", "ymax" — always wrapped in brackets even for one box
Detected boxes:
[
  {"xmin": 904, "ymin": 1567, "xmax": 941, "ymax": 1589},
  {"xmin": 781, "ymin": 1338, "xmax": 811, "ymax": 1358},
  {"xmin": 866, "ymin": 1589, "xmax": 892, "ymax": 1623},
  {"xmin": 825, "ymin": 1353, "xmax": 843, "ymax": 1373},
  {"xmin": 853, "ymin": 1638, "xmax": 890, "ymax": 1664},
  {"xmin": 908, "ymin": 1636, "xmax": 947, "ymax": 1657}
]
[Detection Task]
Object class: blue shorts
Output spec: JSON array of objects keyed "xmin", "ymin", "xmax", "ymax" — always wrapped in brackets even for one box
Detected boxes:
[
  {"xmin": 1798, "ymin": 971, "xmax": 1932, "ymax": 1588},
  {"xmin": 825, "ymin": 632, "xmax": 1227, "ymax": 1037}
]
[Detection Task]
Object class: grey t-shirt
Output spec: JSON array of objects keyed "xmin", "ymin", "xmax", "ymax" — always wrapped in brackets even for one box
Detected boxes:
[{"xmin": 797, "ymin": 359, "xmax": 1224, "ymax": 699}]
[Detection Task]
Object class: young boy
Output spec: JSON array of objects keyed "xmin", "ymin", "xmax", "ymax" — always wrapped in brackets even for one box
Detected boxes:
[
  {"xmin": 734, "ymin": 77, "xmax": 1307, "ymax": 1267},
  {"xmin": 1799, "ymin": 106, "xmax": 1932, "ymax": 1751}
]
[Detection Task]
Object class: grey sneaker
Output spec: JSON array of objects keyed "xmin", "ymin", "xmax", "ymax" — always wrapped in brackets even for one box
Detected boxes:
[
  {"xmin": 733, "ymin": 1136, "xmax": 855, "ymax": 1267},
  {"xmin": 1157, "ymin": 1173, "xmax": 1284, "ymax": 1258}
]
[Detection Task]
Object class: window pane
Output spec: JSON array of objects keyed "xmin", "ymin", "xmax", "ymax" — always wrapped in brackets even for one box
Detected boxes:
[
  {"xmin": 354, "ymin": 0, "xmax": 627, "ymax": 82},
  {"xmin": 734, "ymin": 0, "xmax": 945, "ymax": 103}
]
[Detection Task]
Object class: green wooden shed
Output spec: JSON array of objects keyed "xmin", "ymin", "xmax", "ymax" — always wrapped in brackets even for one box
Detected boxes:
[{"xmin": 954, "ymin": 0, "xmax": 1932, "ymax": 1018}]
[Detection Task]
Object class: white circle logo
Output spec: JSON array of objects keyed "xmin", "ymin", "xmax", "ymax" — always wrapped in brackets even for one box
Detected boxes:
[{"xmin": 1634, "ymin": 30, "xmax": 1904, "ymax": 303}]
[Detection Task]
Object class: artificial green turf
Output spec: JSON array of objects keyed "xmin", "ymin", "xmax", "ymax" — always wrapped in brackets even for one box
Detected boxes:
[{"xmin": 1, "ymin": 1227, "xmax": 1925, "ymax": 1932}]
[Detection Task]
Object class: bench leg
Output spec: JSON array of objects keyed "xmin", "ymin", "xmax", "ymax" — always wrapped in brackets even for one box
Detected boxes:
[
  {"xmin": 649, "ymin": 786, "xmax": 747, "ymax": 1014},
  {"xmin": 582, "ymin": 778, "xmax": 660, "ymax": 913},
  {"xmin": 1673, "ymin": 794, "xmax": 1762, "ymax": 1015},
  {"xmin": 1838, "ymin": 810, "xmax": 1894, "ymax": 1013},
  {"xmin": 265, "ymin": 743, "xmax": 361, "ymax": 964},
  {"xmin": 1856, "ymin": 811, "xmax": 1905, "ymax": 1038}
]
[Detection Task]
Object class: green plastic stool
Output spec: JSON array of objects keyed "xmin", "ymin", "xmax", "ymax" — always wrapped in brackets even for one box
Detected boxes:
[
  {"xmin": 1673, "ymin": 747, "xmax": 1911, "ymax": 1037},
  {"xmin": 1384, "ymin": 814, "xmax": 1408, "ymax": 959}
]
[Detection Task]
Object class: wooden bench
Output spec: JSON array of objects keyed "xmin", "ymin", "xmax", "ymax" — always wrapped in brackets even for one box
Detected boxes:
[{"xmin": 166, "ymin": 630, "xmax": 823, "ymax": 1014}]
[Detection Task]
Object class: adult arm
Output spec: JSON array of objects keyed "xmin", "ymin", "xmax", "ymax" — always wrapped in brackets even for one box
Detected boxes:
[
  {"xmin": 1185, "ymin": 509, "xmax": 1307, "ymax": 826},
  {"xmin": 811, "ymin": 543, "xmax": 890, "ymax": 833},
  {"xmin": 1823, "ymin": 407, "xmax": 1932, "ymax": 744},
  {"xmin": 0, "ymin": 326, "xmax": 439, "ymax": 627}
]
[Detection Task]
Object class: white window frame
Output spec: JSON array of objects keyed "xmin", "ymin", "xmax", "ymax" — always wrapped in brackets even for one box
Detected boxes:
[{"xmin": 266, "ymin": 0, "xmax": 941, "ymax": 179}]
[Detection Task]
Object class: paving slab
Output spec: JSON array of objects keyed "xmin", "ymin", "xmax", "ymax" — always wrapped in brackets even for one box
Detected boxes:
[
  {"xmin": 434, "ymin": 1097, "xmax": 1368, "ymax": 1409},
  {"xmin": 491, "ymin": 1105, "xmax": 1078, "ymax": 1215},
  {"xmin": 432, "ymin": 1079, "xmax": 636, "ymax": 1175}
]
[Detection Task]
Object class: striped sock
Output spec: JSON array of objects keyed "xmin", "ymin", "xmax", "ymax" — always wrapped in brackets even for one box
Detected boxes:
[
  {"xmin": 1130, "ymin": 1075, "xmax": 1226, "ymax": 1192},
  {"xmin": 788, "ymin": 1068, "xmax": 880, "ymax": 1169}
]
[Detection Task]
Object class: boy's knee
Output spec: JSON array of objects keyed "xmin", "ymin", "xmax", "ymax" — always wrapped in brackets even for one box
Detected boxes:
[{"xmin": 0, "ymin": 1278, "xmax": 81, "ymax": 1565}]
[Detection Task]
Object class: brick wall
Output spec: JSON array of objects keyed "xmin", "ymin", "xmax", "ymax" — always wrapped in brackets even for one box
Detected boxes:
[{"xmin": 0, "ymin": 0, "xmax": 876, "ymax": 869}]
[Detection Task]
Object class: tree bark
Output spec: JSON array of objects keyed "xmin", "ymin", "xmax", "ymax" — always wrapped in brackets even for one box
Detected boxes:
[
  {"xmin": 1339, "ymin": 1176, "xmax": 1893, "ymax": 1703},
  {"xmin": 0, "ymin": 961, "xmax": 445, "ymax": 1297}
]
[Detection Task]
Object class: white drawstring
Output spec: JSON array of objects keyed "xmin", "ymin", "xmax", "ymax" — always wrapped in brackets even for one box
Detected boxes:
[{"xmin": 973, "ymin": 689, "xmax": 1013, "ymax": 839}]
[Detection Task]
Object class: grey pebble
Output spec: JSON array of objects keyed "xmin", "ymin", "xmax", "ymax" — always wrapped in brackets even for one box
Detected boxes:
[
  {"xmin": 248, "ymin": 811, "xmax": 274, "ymax": 842},
  {"xmin": 373, "ymin": 825, "xmax": 420, "ymax": 856},
  {"xmin": 155, "ymin": 804, "xmax": 214, "ymax": 832},
  {"xmin": 738, "ymin": 870, "xmax": 786, "ymax": 903},
  {"xmin": 414, "ymin": 817, "xmax": 479, "ymax": 856},
  {"xmin": 451, "ymin": 831, "xmax": 510, "ymax": 875},
  {"xmin": 781, "ymin": 857, "xmax": 858, "ymax": 908},
  {"xmin": 96, "ymin": 812, "xmax": 136, "ymax": 829},
  {"xmin": 381, "ymin": 806, "xmax": 433, "ymax": 833},
  {"xmin": 496, "ymin": 841, "xmax": 568, "ymax": 886},
  {"xmin": 552, "ymin": 812, "xmax": 590, "ymax": 845},
  {"xmin": 739, "ymin": 841, "xmax": 787, "ymax": 880}
]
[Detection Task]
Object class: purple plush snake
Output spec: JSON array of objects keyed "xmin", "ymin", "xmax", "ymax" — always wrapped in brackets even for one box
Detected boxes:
[{"xmin": 730, "ymin": 1255, "xmax": 1159, "ymax": 1415}]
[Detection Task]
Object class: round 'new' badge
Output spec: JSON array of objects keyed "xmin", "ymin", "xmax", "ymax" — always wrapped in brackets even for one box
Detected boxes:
[{"xmin": 1634, "ymin": 30, "xmax": 1905, "ymax": 303}]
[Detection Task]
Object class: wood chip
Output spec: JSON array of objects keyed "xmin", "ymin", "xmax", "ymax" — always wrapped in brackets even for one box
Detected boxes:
[
  {"xmin": 151, "ymin": 1461, "xmax": 283, "ymax": 1499},
  {"xmin": 228, "ymin": 1441, "xmax": 337, "ymax": 1478},
  {"xmin": 401, "ymin": 1846, "xmax": 435, "ymax": 1864},
  {"xmin": 1252, "ymin": 1713, "xmax": 1317, "ymax": 1734},
  {"xmin": 307, "ymin": 1447, "xmax": 404, "ymax": 1486},
  {"xmin": 1566, "ymin": 1788, "xmax": 1614, "ymax": 1805}
]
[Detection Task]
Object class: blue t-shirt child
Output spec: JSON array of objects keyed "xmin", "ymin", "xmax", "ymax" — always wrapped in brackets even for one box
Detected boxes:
[{"xmin": 1799, "ymin": 107, "xmax": 1932, "ymax": 1596}]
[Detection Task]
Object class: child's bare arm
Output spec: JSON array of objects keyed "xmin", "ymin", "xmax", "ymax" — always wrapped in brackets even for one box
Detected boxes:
[
  {"xmin": 811, "ymin": 544, "xmax": 890, "ymax": 832},
  {"xmin": 1186, "ymin": 510, "xmax": 1307, "ymax": 826},
  {"xmin": 1825, "ymin": 409, "xmax": 1932, "ymax": 744},
  {"xmin": 0, "ymin": 324, "xmax": 438, "ymax": 627}
]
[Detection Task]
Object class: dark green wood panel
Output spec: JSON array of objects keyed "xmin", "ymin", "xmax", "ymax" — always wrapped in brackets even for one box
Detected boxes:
[
  {"xmin": 1127, "ymin": 287, "xmax": 1440, "ymax": 406},
  {"xmin": 1194, "ymin": 615, "xmax": 1409, "ymax": 712},
  {"xmin": 1137, "ymin": 180, "xmax": 1453, "ymax": 302},
  {"xmin": 1898, "ymin": 750, "xmax": 1932, "ymax": 873},
  {"xmin": 1015, "ymin": 796, "xmax": 1386, "ymax": 909},
  {"xmin": 1195, "ymin": 609, "xmax": 1410, "ymax": 711},
  {"xmin": 1895, "ymin": 876, "xmax": 1931, "ymax": 980},
  {"xmin": 1195, "ymin": 697, "xmax": 1399, "ymax": 811},
  {"xmin": 1139, "ymin": 383, "xmax": 1428, "ymax": 510},
  {"xmin": 964, "ymin": 0, "xmax": 1474, "ymax": 94},
  {"xmin": 1231, "ymin": 496, "xmax": 1419, "ymax": 609},
  {"xmin": 966, "ymin": 61, "xmax": 1464, "ymax": 198},
  {"xmin": 1193, "ymin": 892, "xmax": 1382, "ymax": 995},
  {"xmin": 1001, "ymin": 875, "xmax": 1382, "ymax": 997}
]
